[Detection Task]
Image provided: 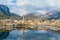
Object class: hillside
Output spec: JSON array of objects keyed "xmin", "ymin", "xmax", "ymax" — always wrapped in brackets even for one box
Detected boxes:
[
  {"xmin": 25, "ymin": 9, "xmax": 60, "ymax": 20},
  {"xmin": 0, "ymin": 5, "xmax": 60, "ymax": 20},
  {"xmin": 46, "ymin": 9, "xmax": 60, "ymax": 20},
  {"xmin": 25, "ymin": 13, "xmax": 44, "ymax": 19},
  {"xmin": 0, "ymin": 5, "xmax": 21, "ymax": 19}
]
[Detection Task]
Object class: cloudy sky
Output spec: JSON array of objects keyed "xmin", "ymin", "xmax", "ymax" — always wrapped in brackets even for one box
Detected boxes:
[{"xmin": 0, "ymin": 0, "xmax": 60, "ymax": 16}]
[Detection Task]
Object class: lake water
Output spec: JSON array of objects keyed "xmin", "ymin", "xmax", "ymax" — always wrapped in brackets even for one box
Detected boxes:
[{"xmin": 0, "ymin": 30, "xmax": 60, "ymax": 40}]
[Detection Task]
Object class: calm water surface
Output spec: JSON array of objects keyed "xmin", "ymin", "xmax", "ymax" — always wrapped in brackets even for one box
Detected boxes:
[{"xmin": 3, "ymin": 30, "xmax": 60, "ymax": 40}]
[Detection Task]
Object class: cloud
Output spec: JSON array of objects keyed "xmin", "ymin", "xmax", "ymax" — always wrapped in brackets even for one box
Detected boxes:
[
  {"xmin": 16, "ymin": 0, "xmax": 47, "ymax": 7},
  {"xmin": 19, "ymin": 9, "xmax": 27, "ymax": 16},
  {"xmin": 0, "ymin": 0, "xmax": 60, "ymax": 16},
  {"xmin": 45, "ymin": 0, "xmax": 56, "ymax": 6},
  {"xmin": 16, "ymin": 0, "xmax": 30, "ymax": 6},
  {"xmin": 10, "ymin": 5, "xmax": 27, "ymax": 16},
  {"xmin": 0, "ymin": 0, "xmax": 13, "ymax": 5},
  {"xmin": 35, "ymin": 10, "xmax": 47, "ymax": 14}
]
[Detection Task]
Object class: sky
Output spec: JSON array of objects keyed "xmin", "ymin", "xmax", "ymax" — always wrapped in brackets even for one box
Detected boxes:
[{"xmin": 0, "ymin": 0, "xmax": 60, "ymax": 16}]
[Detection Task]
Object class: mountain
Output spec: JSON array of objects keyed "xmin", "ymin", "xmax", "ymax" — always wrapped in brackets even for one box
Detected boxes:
[
  {"xmin": 11, "ymin": 13, "xmax": 22, "ymax": 19},
  {"xmin": 46, "ymin": 9, "xmax": 60, "ymax": 20},
  {"xmin": 1, "ymin": 5, "xmax": 60, "ymax": 20},
  {"xmin": 0, "ymin": 5, "xmax": 11, "ymax": 16},
  {"xmin": 24, "ymin": 12, "xmax": 46, "ymax": 20},
  {"xmin": 0, "ymin": 5, "xmax": 21, "ymax": 19},
  {"xmin": 25, "ymin": 9, "xmax": 60, "ymax": 20}
]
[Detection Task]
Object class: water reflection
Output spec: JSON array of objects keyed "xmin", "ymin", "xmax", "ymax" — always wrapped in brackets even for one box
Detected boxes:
[
  {"xmin": 0, "ymin": 30, "xmax": 60, "ymax": 40},
  {"xmin": 0, "ymin": 31, "xmax": 9, "ymax": 39},
  {"xmin": 4, "ymin": 30, "xmax": 60, "ymax": 40}
]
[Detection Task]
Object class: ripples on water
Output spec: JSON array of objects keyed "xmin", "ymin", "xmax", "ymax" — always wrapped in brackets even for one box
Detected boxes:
[{"xmin": 0, "ymin": 30, "xmax": 60, "ymax": 40}]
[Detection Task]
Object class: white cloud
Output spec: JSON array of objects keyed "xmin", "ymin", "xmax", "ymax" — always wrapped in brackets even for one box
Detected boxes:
[
  {"xmin": 19, "ymin": 9, "xmax": 27, "ymax": 16},
  {"xmin": 0, "ymin": 0, "xmax": 13, "ymax": 5},
  {"xmin": 0, "ymin": 0, "xmax": 60, "ymax": 16},
  {"xmin": 10, "ymin": 6, "xmax": 27, "ymax": 16},
  {"xmin": 36, "ymin": 10, "xmax": 47, "ymax": 14},
  {"xmin": 16, "ymin": 0, "xmax": 28, "ymax": 6},
  {"xmin": 16, "ymin": 0, "xmax": 35, "ymax": 6}
]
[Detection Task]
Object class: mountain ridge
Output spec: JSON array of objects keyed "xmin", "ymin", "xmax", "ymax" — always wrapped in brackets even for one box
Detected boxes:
[
  {"xmin": 0, "ymin": 5, "xmax": 21, "ymax": 19},
  {"xmin": 25, "ymin": 9, "xmax": 60, "ymax": 20}
]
